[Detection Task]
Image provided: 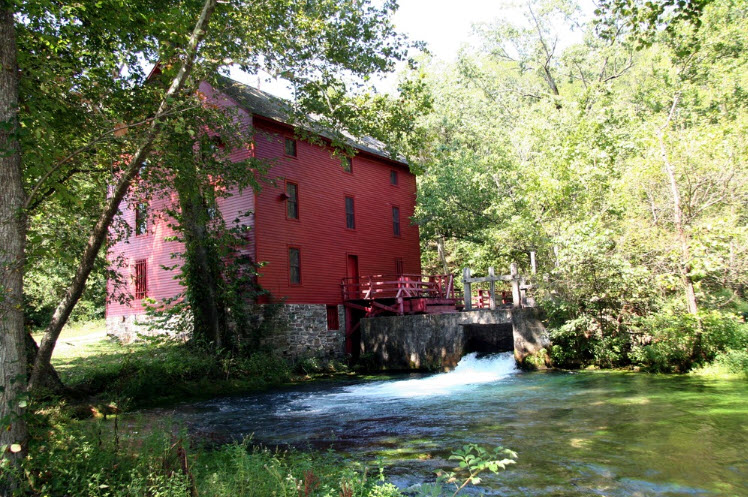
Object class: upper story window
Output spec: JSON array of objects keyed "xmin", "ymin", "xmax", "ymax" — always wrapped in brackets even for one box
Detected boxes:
[
  {"xmin": 392, "ymin": 206, "xmax": 401, "ymax": 236},
  {"xmin": 134, "ymin": 259, "xmax": 148, "ymax": 299},
  {"xmin": 135, "ymin": 202, "xmax": 148, "ymax": 236},
  {"xmin": 345, "ymin": 196, "xmax": 355, "ymax": 229},
  {"xmin": 284, "ymin": 137, "xmax": 297, "ymax": 157},
  {"xmin": 286, "ymin": 182, "xmax": 299, "ymax": 220},
  {"xmin": 390, "ymin": 170, "xmax": 398, "ymax": 186},
  {"xmin": 342, "ymin": 156, "xmax": 352, "ymax": 173},
  {"xmin": 289, "ymin": 247, "xmax": 301, "ymax": 285}
]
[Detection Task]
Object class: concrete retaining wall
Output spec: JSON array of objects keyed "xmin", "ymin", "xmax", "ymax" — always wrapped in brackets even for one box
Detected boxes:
[{"xmin": 360, "ymin": 308, "xmax": 550, "ymax": 370}]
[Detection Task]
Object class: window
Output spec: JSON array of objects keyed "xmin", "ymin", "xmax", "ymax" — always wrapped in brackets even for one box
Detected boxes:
[
  {"xmin": 345, "ymin": 196, "xmax": 355, "ymax": 229},
  {"xmin": 284, "ymin": 137, "xmax": 297, "ymax": 157},
  {"xmin": 135, "ymin": 202, "xmax": 147, "ymax": 235},
  {"xmin": 395, "ymin": 258, "xmax": 404, "ymax": 276},
  {"xmin": 210, "ymin": 135, "xmax": 225, "ymax": 152},
  {"xmin": 326, "ymin": 305, "xmax": 339, "ymax": 330},
  {"xmin": 134, "ymin": 259, "xmax": 147, "ymax": 299},
  {"xmin": 203, "ymin": 186, "xmax": 218, "ymax": 220},
  {"xmin": 390, "ymin": 170, "xmax": 398, "ymax": 186},
  {"xmin": 289, "ymin": 247, "xmax": 301, "ymax": 284},
  {"xmin": 392, "ymin": 206, "xmax": 400, "ymax": 236},
  {"xmin": 286, "ymin": 182, "xmax": 299, "ymax": 219},
  {"xmin": 342, "ymin": 156, "xmax": 352, "ymax": 173}
]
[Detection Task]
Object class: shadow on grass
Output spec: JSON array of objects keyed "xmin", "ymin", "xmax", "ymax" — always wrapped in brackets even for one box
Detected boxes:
[{"xmin": 50, "ymin": 338, "xmax": 293, "ymax": 410}]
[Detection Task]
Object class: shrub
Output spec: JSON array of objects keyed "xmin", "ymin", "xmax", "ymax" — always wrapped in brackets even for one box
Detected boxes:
[{"xmin": 630, "ymin": 311, "xmax": 747, "ymax": 373}]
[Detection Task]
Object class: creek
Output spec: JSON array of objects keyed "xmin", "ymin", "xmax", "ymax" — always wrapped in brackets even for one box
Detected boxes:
[{"xmin": 163, "ymin": 353, "xmax": 747, "ymax": 496}]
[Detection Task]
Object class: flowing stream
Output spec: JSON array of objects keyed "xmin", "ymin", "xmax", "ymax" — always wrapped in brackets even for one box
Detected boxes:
[{"xmin": 163, "ymin": 353, "xmax": 747, "ymax": 496}]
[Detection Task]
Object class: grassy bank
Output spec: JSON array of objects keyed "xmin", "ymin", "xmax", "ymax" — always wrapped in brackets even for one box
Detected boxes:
[
  {"xmin": 15, "ymin": 408, "xmax": 405, "ymax": 497},
  {"xmin": 37, "ymin": 320, "xmax": 353, "ymax": 410}
]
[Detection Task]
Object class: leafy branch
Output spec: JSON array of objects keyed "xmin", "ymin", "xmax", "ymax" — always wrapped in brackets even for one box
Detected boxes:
[{"xmin": 437, "ymin": 444, "xmax": 517, "ymax": 497}]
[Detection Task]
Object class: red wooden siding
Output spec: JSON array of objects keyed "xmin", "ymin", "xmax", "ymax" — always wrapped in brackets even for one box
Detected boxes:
[
  {"xmin": 253, "ymin": 118, "xmax": 421, "ymax": 305},
  {"xmin": 106, "ymin": 82, "xmax": 256, "ymax": 318},
  {"xmin": 107, "ymin": 82, "xmax": 421, "ymax": 317}
]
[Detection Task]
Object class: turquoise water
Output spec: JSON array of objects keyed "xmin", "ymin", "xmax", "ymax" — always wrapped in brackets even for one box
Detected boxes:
[{"xmin": 169, "ymin": 353, "xmax": 748, "ymax": 496}]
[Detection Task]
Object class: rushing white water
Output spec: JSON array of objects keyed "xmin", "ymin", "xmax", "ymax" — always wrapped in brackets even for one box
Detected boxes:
[{"xmin": 341, "ymin": 352, "xmax": 518, "ymax": 399}]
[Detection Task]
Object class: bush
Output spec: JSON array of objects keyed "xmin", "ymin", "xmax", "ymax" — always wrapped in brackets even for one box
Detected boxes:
[
  {"xmin": 19, "ymin": 415, "xmax": 406, "ymax": 497},
  {"xmin": 548, "ymin": 316, "xmax": 631, "ymax": 369},
  {"xmin": 21, "ymin": 416, "xmax": 192, "ymax": 497},
  {"xmin": 197, "ymin": 441, "xmax": 404, "ymax": 497},
  {"xmin": 630, "ymin": 311, "xmax": 747, "ymax": 373}
]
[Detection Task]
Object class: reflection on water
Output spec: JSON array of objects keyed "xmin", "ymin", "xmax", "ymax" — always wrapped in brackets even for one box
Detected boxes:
[{"xmin": 158, "ymin": 352, "xmax": 748, "ymax": 497}]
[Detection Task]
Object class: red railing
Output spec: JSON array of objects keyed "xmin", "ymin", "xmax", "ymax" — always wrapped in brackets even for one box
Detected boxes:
[{"xmin": 341, "ymin": 273, "xmax": 455, "ymax": 301}]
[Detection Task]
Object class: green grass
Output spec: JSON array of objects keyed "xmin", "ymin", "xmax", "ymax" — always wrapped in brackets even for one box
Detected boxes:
[
  {"xmin": 17, "ymin": 412, "xmax": 404, "ymax": 497},
  {"xmin": 32, "ymin": 318, "xmax": 108, "ymax": 344},
  {"xmin": 34, "ymin": 321, "xmax": 293, "ymax": 409}
]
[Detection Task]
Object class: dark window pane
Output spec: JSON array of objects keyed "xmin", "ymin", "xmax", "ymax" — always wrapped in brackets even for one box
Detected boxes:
[
  {"xmin": 342, "ymin": 156, "xmax": 352, "ymax": 172},
  {"xmin": 390, "ymin": 170, "xmax": 398, "ymax": 185},
  {"xmin": 135, "ymin": 203, "xmax": 147, "ymax": 235},
  {"xmin": 284, "ymin": 138, "xmax": 297, "ymax": 157},
  {"xmin": 289, "ymin": 248, "xmax": 301, "ymax": 284},
  {"xmin": 392, "ymin": 206, "xmax": 400, "ymax": 236},
  {"xmin": 286, "ymin": 183, "xmax": 298, "ymax": 219},
  {"xmin": 345, "ymin": 197, "xmax": 355, "ymax": 229}
]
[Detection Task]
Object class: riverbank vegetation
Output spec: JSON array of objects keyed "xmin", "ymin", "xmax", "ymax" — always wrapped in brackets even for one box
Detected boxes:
[{"xmin": 412, "ymin": 0, "xmax": 748, "ymax": 376}]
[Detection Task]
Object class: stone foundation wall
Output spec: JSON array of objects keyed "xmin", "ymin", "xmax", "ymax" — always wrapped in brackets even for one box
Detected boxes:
[
  {"xmin": 260, "ymin": 304, "xmax": 345, "ymax": 360},
  {"xmin": 106, "ymin": 303, "xmax": 346, "ymax": 361},
  {"xmin": 106, "ymin": 314, "xmax": 188, "ymax": 343}
]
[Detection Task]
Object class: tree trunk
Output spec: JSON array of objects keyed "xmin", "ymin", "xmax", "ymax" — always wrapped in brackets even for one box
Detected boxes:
[
  {"xmin": 0, "ymin": 4, "xmax": 28, "ymax": 485},
  {"xmin": 174, "ymin": 162, "xmax": 227, "ymax": 350},
  {"xmin": 659, "ymin": 93, "xmax": 698, "ymax": 316},
  {"xmin": 25, "ymin": 333, "xmax": 65, "ymax": 393},
  {"xmin": 28, "ymin": 0, "xmax": 219, "ymax": 391}
]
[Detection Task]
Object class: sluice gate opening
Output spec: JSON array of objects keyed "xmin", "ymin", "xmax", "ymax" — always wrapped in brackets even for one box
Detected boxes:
[{"xmin": 463, "ymin": 323, "xmax": 514, "ymax": 355}]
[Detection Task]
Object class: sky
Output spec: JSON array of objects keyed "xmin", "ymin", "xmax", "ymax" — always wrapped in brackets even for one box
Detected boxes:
[{"xmin": 229, "ymin": 0, "xmax": 591, "ymax": 98}]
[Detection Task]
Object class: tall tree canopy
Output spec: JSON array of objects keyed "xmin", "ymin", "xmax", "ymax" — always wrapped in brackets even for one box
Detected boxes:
[{"xmin": 414, "ymin": 0, "xmax": 747, "ymax": 370}]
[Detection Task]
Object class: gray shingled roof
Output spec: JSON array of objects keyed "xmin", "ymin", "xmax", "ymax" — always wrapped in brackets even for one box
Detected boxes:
[{"xmin": 216, "ymin": 75, "xmax": 405, "ymax": 165}]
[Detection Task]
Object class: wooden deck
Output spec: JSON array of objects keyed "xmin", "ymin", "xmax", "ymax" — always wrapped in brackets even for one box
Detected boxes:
[{"xmin": 341, "ymin": 273, "xmax": 459, "ymax": 317}]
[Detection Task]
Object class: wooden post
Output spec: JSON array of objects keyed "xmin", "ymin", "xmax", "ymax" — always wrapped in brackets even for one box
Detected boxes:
[
  {"xmin": 462, "ymin": 267, "xmax": 472, "ymax": 311},
  {"xmin": 530, "ymin": 251, "xmax": 537, "ymax": 275},
  {"xmin": 488, "ymin": 266, "xmax": 496, "ymax": 310},
  {"xmin": 510, "ymin": 262, "xmax": 521, "ymax": 307}
]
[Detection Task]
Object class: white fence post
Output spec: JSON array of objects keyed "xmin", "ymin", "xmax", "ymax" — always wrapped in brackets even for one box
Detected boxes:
[
  {"xmin": 510, "ymin": 262, "xmax": 521, "ymax": 307},
  {"xmin": 462, "ymin": 267, "xmax": 472, "ymax": 311},
  {"xmin": 488, "ymin": 266, "xmax": 496, "ymax": 310}
]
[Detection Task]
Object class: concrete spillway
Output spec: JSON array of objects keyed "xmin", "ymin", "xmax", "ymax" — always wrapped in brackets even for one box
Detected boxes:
[{"xmin": 360, "ymin": 308, "xmax": 550, "ymax": 370}]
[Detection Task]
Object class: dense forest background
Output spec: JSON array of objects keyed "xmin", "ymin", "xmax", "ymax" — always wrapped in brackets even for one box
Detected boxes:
[{"xmin": 409, "ymin": 0, "xmax": 747, "ymax": 372}]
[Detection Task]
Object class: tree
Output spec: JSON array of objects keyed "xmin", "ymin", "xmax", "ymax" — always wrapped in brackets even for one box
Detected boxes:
[
  {"xmin": 28, "ymin": 0, "xmax": 220, "ymax": 390},
  {"xmin": 0, "ymin": 0, "xmax": 27, "ymax": 486},
  {"xmin": 23, "ymin": 0, "xmax": 424, "ymax": 383}
]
